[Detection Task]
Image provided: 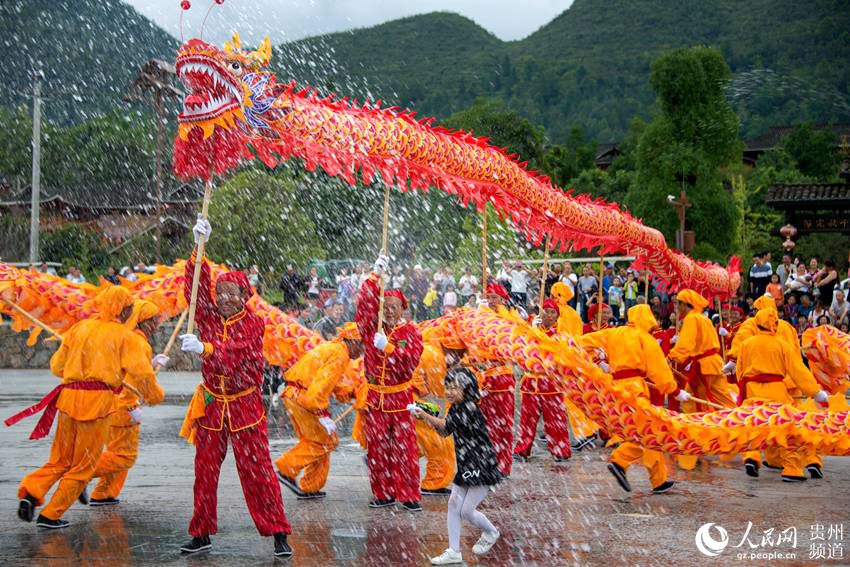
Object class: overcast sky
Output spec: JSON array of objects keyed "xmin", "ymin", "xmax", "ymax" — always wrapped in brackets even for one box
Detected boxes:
[{"xmin": 127, "ymin": 0, "xmax": 574, "ymax": 45}]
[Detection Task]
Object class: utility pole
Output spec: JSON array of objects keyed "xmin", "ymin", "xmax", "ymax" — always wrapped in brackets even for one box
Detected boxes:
[{"xmin": 29, "ymin": 72, "xmax": 43, "ymax": 266}]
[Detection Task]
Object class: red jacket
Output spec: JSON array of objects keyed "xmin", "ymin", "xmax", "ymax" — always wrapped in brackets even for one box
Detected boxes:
[
  {"xmin": 356, "ymin": 275, "xmax": 423, "ymax": 412},
  {"xmin": 185, "ymin": 255, "xmax": 266, "ymax": 431}
]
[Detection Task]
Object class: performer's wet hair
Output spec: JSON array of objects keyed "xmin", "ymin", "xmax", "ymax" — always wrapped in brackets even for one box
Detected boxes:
[{"xmin": 445, "ymin": 366, "xmax": 481, "ymax": 403}]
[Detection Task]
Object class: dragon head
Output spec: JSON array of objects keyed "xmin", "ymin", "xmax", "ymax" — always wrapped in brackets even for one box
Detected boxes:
[{"xmin": 175, "ymin": 32, "xmax": 272, "ymax": 140}]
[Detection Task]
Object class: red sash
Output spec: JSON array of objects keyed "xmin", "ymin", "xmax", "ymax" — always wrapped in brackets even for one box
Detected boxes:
[
  {"xmin": 4, "ymin": 381, "xmax": 120, "ymax": 440},
  {"xmin": 737, "ymin": 373, "xmax": 784, "ymax": 406},
  {"xmin": 611, "ymin": 369, "xmax": 642, "ymax": 380}
]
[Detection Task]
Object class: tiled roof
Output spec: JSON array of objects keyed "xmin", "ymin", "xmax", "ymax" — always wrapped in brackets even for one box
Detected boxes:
[
  {"xmin": 0, "ymin": 179, "xmax": 203, "ymax": 209},
  {"xmin": 766, "ymin": 182, "xmax": 850, "ymax": 204}
]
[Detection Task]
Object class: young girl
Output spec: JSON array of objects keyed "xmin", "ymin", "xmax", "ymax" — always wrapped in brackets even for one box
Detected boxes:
[
  {"xmin": 411, "ymin": 367, "xmax": 502, "ymax": 565},
  {"xmin": 766, "ymin": 274, "xmax": 783, "ymax": 305},
  {"xmin": 608, "ymin": 277, "xmax": 623, "ymax": 323}
]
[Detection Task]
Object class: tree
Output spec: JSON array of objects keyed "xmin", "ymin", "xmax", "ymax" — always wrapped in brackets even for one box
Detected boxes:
[
  {"xmin": 629, "ymin": 47, "xmax": 742, "ymax": 257},
  {"xmin": 781, "ymin": 123, "xmax": 842, "ymax": 180},
  {"xmin": 207, "ymin": 169, "xmax": 325, "ymax": 273},
  {"xmin": 542, "ymin": 125, "xmax": 597, "ymax": 188}
]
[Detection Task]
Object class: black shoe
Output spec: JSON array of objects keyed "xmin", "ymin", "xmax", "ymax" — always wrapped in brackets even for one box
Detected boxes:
[
  {"xmin": 537, "ymin": 433, "xmax": 547, "ymax": 441},
  {"xmin": 652, "ymin": 480, "xmax": 675, "ymax": 494},
  {"xmin": 421, "ymin": 487, "xmax": 452, "ymax": 496},
  {"xmin": 18, "ymin": 495, "xmax": 37, "ymax": 523},
  {"xmin": 571, "ymin": 435, "xmax": 596, "ymax": 452},
  {"xmin": 90, "ymin": 497, "xmax": 120, "ymax": 507},
  {"xmin": 273, "ymin": 533, "xmax": 293, "ymax": 557},
  {"xmin": 607, "ymin": 462, "xmax": 632, "ymax": 492},
  {"xmin": 77, "ymin": 486, "xmax": 89, "ymax": 506},
  {"xmin": 745, "ymin": 459, "xmax": 759, "ymax": 478},
  {"xmin": 762, "ymin": 460, "xmax": 782, "ymax": 471},
  {"xmin": 401, "ymin": 501, "xmax": 422, "ymax": 512},
  {"xmin": 36, "ymin": 515, "xmax": 69, "ymax": 529},
  {"xmin": 368, "ymin": 498, "xmax": 396, "ymax": 508},
  {"xmin": 277, "ymin": 472, "xmax": 305, "ymax": 497},
  {"xmin": 554, "ymin": 457, "xmax": 570, "ymax": 463},
  {"xmin": 180, "ymin": 536, "xmax": 212, "ymax": 554},
  {"xmin": 297, "ymin": 491, "xmax": 326, "ymax": 500},
  {"xmin": 512, "ymin": 453, "xmax": 528, "ymax": 463},
  {"xmin": 807, "ymin": 464, "xmax": 824, "ymax": 479},
  {"xmin": 781, "ymin": 475, "xmax": 807, "ymax": 483}
]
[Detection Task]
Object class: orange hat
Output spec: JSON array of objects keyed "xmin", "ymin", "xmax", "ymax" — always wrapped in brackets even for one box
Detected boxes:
[
  {"xmin": 753, "ymin": 294, "xmax": 777, "ymax": 312},
  {"xmin": 755, "ymin": 308, "xmax": 778, "ymax": 334},
  {"xmin": 93, "ymin": 286, "xmax": 134, "ymax": 321},
  {"xmin": 542, "ymin": 298, "xmax": 560, "ymax": 316},
  {"xmin": 550, "ymin": 281, "xmax": 573, "ymax": 304},
  {"xmin": 676, "ymin": 289, "xmax": 709, "ymax": 312},
  {"xmin": 486, "ymin": 283, "xmax": 509, "ymax": 301},
  {"xmin": 336, "ymin": 322, "xmax": 361, "ymax": 341},
  {"xmin": 627, "ymin": 304, "xmax": 656, "ymax": 334},
  {"xmin": 124, "ymin": 300, "xmax": 160, "ymax": 330}
]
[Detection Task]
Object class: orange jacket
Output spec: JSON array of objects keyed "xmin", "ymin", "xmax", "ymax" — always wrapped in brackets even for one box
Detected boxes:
[
  {"xmin": 668, "ymin": 310, "xmax": 723, "ymax": 375},
  {"xmin": 284, "ymin": 341, "xmax": 352, "ymax": 413}
]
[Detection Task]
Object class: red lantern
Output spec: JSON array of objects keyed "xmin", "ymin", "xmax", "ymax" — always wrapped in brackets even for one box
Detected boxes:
[
  {"xmin": 779, "ymin": 224, "xmax": 797, "ymax": 239},
  {"xmin": 180, "ymin": 0, "xmax": 191, "ymax": 9}
]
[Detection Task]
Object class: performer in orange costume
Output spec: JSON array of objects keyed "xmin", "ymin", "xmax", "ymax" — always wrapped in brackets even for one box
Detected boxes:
[
  {"xmin": 178, "ymin": 218, "xmax": 291, "ymax": 556},
  {"xmin": 412, "ymin": 336, "xmax": 457, "ymax": 495},
  {"xmin": 668, "ymin": 289, "xmax": 736, "ymax": 470},
  {"xmin": 514, "ymin": 299, "xmax": 572, "ymax": 462},
  {"xmin": 583, "ymin": 305, "xmax": 690, "ymax": 493},
  {"xmin": 356, "ymin": 255, "xmax": 424, "ymax": 511},
  {"xmin": 276, "ymin": 323, "xmax": 363, "ymax": 498},
  {"xmin": 465, "ymin": 283, "xmax": 517, "ymax": 476},
  {"xmin": 88, "ymin": 300, "xmax": 167, "ymax": 506},
  {"xmin": 551, "ymin": 281, "xmax": 600, "ymax": 450},
  {"xmin": 11, "ymin": 286, "xmax": 155, "ymax": 529},
  {"xmin": 736, "ymin": 309, "xmax": 829, "ymax": 481}
]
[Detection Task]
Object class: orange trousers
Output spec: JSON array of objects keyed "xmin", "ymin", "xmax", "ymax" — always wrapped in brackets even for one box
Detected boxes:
[
  {"xmin": 415, "ymin": 419, "xmax": 455, "ymax": 490},
  {"xmin": 677, "ymin": 374, "xmax": 735, "ymax": 470},
  {"xmin": 91, "ymin": 422, "xmax": 140, "ymax": 500},
  {"xmin": 611, "ymin": 443, "xmax": 668, "ymax": 488},
  {"xmin": 19, "ymin": 411, "xmax": 110, "ymax": 520},
  {"xmin": 275, "ymin": 398, "xmax": 338, "ymax": 493}
]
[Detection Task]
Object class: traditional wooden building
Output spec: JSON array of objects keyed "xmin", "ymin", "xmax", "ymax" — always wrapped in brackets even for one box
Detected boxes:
[{"xmin": 766, "ymin": 158, "xmax": 850, "ymax": 236}]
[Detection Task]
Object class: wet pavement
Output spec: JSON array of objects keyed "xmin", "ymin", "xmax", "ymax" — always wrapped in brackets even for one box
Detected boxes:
[{"xmin": 1, "ymin": 370, "xmax": 848, "ymax": 566}]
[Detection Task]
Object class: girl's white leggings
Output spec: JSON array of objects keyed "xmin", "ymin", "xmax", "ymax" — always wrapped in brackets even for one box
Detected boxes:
[{"xmin": 447, "ymin": 484, "xmax": 496, "ymax": 551}]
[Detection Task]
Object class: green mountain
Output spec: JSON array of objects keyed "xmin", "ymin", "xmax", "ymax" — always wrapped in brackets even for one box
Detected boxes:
[
  {"xmin": 0, "ymin": 0, "xmax": 178, "ymax": 123},
  {"xmin": 2, "ymin": 0, "xmax": 848, "ymax": 142}
]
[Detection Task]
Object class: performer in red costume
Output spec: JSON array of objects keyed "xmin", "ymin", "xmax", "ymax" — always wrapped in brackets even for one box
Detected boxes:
[
  {"xmin": 356, "ymin": 254, "xmax": 424, "ymax": 511},
  {"xmin": 464, "ymin": 283, "xmax": 517, "ymax": 476},
  {"xmin": 513, "ymin": 299, "xmax": 572, "ymax": 462},
  {"xmin": 178, "ymin": 217, "xmax": 292, "ymax": 557},
  {"xmin": 583, "ymin": 303, "xmax": 612, "ymax": 334}
]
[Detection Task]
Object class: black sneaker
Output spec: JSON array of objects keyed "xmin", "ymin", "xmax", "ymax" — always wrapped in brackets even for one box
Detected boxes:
[
  {"xmin": 36, "ymin": 515, "xmax": 69, "ymax": 529},
  {"xmin": 296, "ymin": 491, "xmax": 326, "ymax": 500},
  {"xmin": 368, "ymin": 498, "xmax": 396, "ymax": 508},
  {"xmin": 781, "ymin": 475, "xmax": 807, "ymax": 483},
  {"xmin": 273, "ymin": 533, "xmax": 293, "ymax": 557},
  {"xmin": 277, "ymin": 472, "xmax": 305, "ymax": 497},
  {"xmin": 77, "ymin": 486, "xmax": 89, "ymax": 506},
  {"xmin": 762, "ymin": 460, "xmax": 782, "ymax": 471},
  {"xmin": 421, "ymin": 487, "xmax": 452, "ymax": 496},
  {"xmin": 554, "ymin": 456, "xmax": 570, "ymax": 463},
  {"xmin": 571, "ymin": 435, "xmax": 596, "ymax": 452},
  {"xmin": 18, "ymin": 496, "xmax": 37, "ymax": 523},
  {"xmin": 512, "ymin": 453, "xmax": 528, "ymax": 463},
  {"xmin": 401, "ymin": 501, "xmax": 422, "ymax": 512},
  {"xmin": 652, "ymin": 480, "xmax": 675, "ymax": 494},
  {"xmin": 807, "ymin": 464, "xmax": 824, "ymax": 479},
  {"xmin": 90, "ymin": 497, "xmax": 120, "ymax": 507},
  {"xmin": 745, "ymin": 459, "xmax": 759, "ymax": 478},
  {"xmin": 180, "ymin": 535, "xmax": 212, "ymax": 554},
  {"xmin": 607, "ymin": 462, "xmax": 632, "ymax": 492}
]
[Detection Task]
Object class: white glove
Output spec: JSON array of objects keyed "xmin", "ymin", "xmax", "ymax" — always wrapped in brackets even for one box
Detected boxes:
[
  {"xmin": 270, "ymin": 393, "xmax": 280, "ymax": 410},
  {"xmin": 814, "ymin": 390, "xmax": 829, "ymax": 409},
  {"xmin": 319, "ymin": 416, "xmax": 337, "ymax": 434},
  {"xmin": 657, "ymin": 338, "xmax": 663, "ymax": 345},
  {"xmin": 151, "ymin": 354, "xmax": 170, "ymax": 369},
  {"xmin": 373, "ymin": 254, "xmax": 389, "ymax": 274},
  {"xmin": 407, "ymin": 403, "xmax": 423, "ymax": 417},
  {"xmin": 718, "ymin": 327, "xmax": 729, "ymax": 337},
  {"xmin": 128, "ymin": 407, "xmax": 143, "ymax": 424},
  {"xmin": 683, "ymin": 362, "xmax": 692, "ymax": 372},
  {"xmin": 476, "ymin": 298, "xmax": 489, "ymax": 309},
  {"xmin": 599, "ymin": 361, "xmax": 611, "ymax": 374},
  {"xmin": 596, "ymin": 349, "xmax": 607, "ymax": 361},
  {"xmin": 180, "ymin": 333, "xmax": 204, "ymax": 354},
  {"xmin": 675, "ymin": 390, "xmax": 691, "ymax": 403},
  {"xmin": 373, "ymin": 332, "xmax": 389, "ymax": 351},
  {"xmin": 671, "ymin": 334, "xmax": 678, "ymax": 344},
  {"xmin": 192, "ymin": 215, "xmax": 212, "ymax": 244},
  {"xmin": 721, "ymin": 360, "xmax": 736, "ymax": 375},
  {"xmin": 532, "ymin": 316, "xmax": 542, "ymax": 327}
]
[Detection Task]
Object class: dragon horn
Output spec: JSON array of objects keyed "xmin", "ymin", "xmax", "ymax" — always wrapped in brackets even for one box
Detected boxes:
[
  {"xmin": 249, "ymin": 36, "xmax": 272, "ymax": 67},
  {"xmin": 224, "ymin": 31, "xmax": 242, "ymax": 53}
]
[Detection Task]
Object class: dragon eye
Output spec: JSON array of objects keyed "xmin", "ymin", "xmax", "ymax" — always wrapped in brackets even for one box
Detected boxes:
[{"xmin": 230, "ymin": 62, "xmax": 241, "ymax": 70}]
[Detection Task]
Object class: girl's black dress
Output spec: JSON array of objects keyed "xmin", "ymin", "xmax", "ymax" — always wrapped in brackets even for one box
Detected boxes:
[{"xmin": 444, "ymin": 401, "xmax": 503, "ymax": 487}]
